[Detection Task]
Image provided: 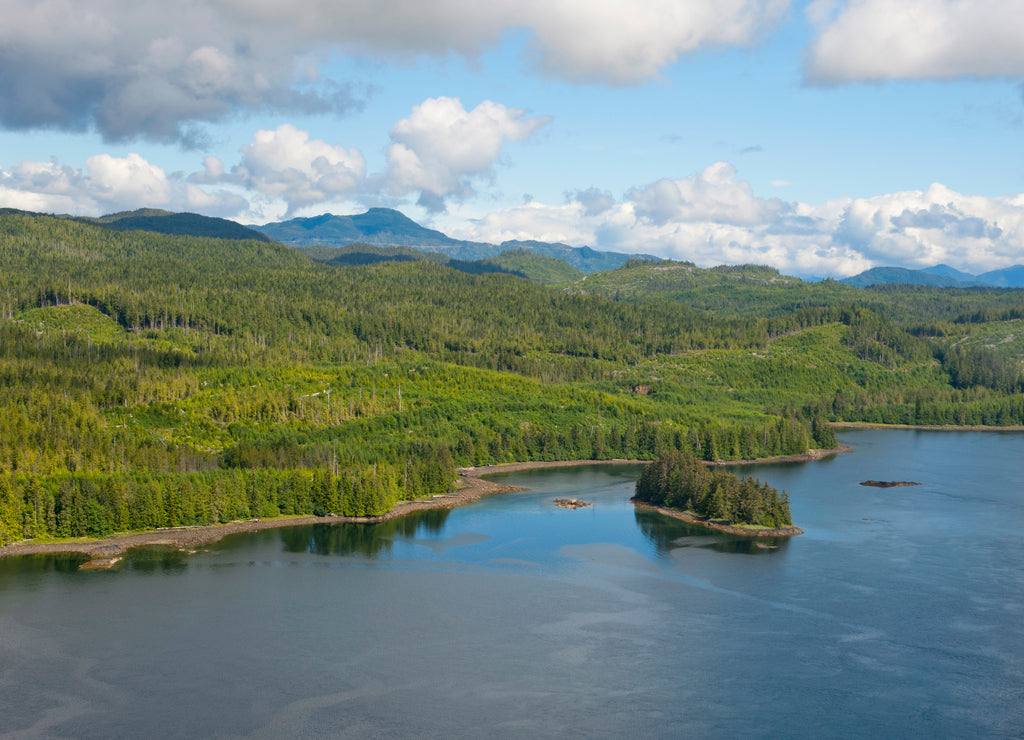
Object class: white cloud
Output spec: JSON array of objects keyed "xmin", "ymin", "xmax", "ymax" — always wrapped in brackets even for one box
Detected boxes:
[
  {"xmin": 0, "ymin": 153, "xmax": 246, "ymax": 216},
  {"xmin": 455, "ymin": 201, "xmax": 595, "ymax": 246},
  {"xmin": 220, "ymin": 0, "xmax": 790, "ymax": 83},
  {"xmin": 833, "ymin": 183, "xmax": 1024, "ymax": 268},
  {"xmin": 628, "ymin": 162, "xmax": 787, "ymax": 226},
  {"xmin": 515, "ymin": 0, "xmax": 791, "ymax": 84},
  {"xmin": 85, "ymin": 153, "xmax": 171, "ymax": 208},
  {"xmin": 231, "ymin": 124, "xmax": 366, "ymax": 216},
  {"xmin": 6, "ymin": 133, "xmax": 1024, "ymax": 277},
  {"xmin": 0, "ymin": 0, "xmax": 788, "ymax": 143},
  {"xmin": 806, "ymin": 0, "xmax": 1024, "ymax": 82},
  {"xmin": 0, "ymin": 100, "xmax": 544, "ymax": 220},
  {"xmin": 385, "ymin": 97, "xmax": 550, "ymax": 211},
  {"xmin": 457, "ymin": 166, "xmax": 1024, "ymax": 276}
]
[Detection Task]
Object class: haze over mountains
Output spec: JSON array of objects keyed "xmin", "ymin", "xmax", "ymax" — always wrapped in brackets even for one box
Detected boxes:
[
  {"xmin": 249, "ymin": 208, "xmax": 1023, "ymax": 286},
  {"xmin": 840, "ymin": 264, "xmax": 1024, "ymax": 289},
  {"xmin": 250, "ymin": 208, "xmax": 656, "ymax": 273}
]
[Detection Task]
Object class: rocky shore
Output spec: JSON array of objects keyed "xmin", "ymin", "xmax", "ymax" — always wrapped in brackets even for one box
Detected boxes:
[{"xmin": 631, "ymin": 500, "xmax": 805, "ymax": 537}]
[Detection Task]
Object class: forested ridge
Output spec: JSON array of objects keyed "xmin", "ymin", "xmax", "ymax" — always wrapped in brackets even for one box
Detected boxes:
[{"xmin": 1, "ymin": 212, "xmax": 1022, "ymax": 544}]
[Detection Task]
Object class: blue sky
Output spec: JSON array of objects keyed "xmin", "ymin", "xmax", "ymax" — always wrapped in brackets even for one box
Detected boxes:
[{"xmin": 2, "ymin": 0, "xmax": 1024, "ymax": 276}]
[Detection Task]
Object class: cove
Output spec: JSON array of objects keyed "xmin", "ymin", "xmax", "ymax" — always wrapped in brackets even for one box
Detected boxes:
[{"xmin": 1, "ymin": 430, "xmax": 1022, "ymax": 738}]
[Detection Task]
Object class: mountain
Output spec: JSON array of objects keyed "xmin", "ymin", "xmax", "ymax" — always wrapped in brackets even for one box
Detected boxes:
[
  {"xmin": 251, "ymin": 208, "xmax": 653, "ymax": 273},
  {"xmin": 255, "ymin": 208, "xmax": 469, "ymax": 250},
  {"xmin": 843, "ymin": 263, "xmax": 1024, "ymax": 289},
  {"xmin": 921, "ymin": 264, "xmax": 981, "ymax": 283},
  {"xmin": 977, "ymin": 265, "xmax": 1024, "ymax": 288},
  {"xmin": 840, "ymin": 267, "xmax": 974, "ymax": 288}
]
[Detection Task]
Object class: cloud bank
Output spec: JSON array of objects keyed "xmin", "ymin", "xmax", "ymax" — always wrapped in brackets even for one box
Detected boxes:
[
  {"xmin": 458, "ymin": 163, "xmax": 1024, "ymax": 276},
  {"xmin": 4, "ymin": 149, "xmax": 1024, "ymax": 275}
]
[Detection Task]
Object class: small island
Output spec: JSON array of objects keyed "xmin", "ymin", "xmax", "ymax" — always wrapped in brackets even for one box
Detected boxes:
[
  {"xmin": 554, "ymin": 498, "xmax": 591, "ymax": 509},
  {"xmin": 632, "ymin": 449, "xmax": 802, "ymax": 537},
  {"xmin": 860, "ymin": 480, "xmax": 920, "ymax": 488}
]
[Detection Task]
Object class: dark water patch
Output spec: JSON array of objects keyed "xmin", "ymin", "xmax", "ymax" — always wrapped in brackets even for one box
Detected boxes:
[{"xmin": 275, "ymin": 507, "xmax": 453, "ymax": 558}]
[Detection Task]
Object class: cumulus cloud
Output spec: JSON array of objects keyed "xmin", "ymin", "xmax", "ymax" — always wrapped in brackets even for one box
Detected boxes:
[
  {"xmin": 0, "ymin": 153, "xmax": 247, "ymax": 216},
  {"xmin": 228, "ymin": 124, "xmax": 366, "ymax": 216},
  {"xmin": 0, "ymin": 98, "xmax": 546, "ymax": 220},
  {"xmin": 385, "ymin": 97, "xmax": 550, "ymax": 212},
  {"xmin": 832, "ymin": 183, "xmax": 1024, "ymax": 268},
  {"xmin": 458, "ymin": 166, "xmax": 1024, "ymax": 276},
  {"xmin": 806, "ymin": 0, "xmax": 1024, "ymax": 82},
  {"xmin": 0, "ymin": 0, "xmax": 788, "ymax": 143},
  {"xmin": 628, "ymin": 162, "xmax": 787, "ymax": 226}
]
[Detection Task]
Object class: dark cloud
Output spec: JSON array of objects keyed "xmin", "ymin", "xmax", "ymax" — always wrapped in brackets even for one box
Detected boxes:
[
  {"xmin": 416, "ymin": 191, "xmax": 447, "ymax": 214},
  {"xmin": 0, "ymin": 1, "xmax": 369, "ymax": 146},
  {"xmin": 568, "ymin": 187, "xmax": 616, "ymax": 216}
]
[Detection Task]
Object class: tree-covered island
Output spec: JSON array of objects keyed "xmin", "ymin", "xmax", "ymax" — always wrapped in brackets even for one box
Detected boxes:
[{"xmin": 633, "ymin": 450, "xmax": 799, "ymax": 535}]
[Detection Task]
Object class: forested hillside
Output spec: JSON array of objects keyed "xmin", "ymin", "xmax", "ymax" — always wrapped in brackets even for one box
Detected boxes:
[{"xmin": 1, "ymin": 212, "xmax": 1022, "ymax": 544}]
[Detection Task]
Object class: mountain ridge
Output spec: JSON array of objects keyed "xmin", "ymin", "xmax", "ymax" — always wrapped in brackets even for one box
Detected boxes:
[
  {"xmin": 842, "ymin": 264, "xmax": 1024, "ymax": 288},
  {"xmin": 250, "ymin": 208, "xmax": 655, "ymax": 273}
]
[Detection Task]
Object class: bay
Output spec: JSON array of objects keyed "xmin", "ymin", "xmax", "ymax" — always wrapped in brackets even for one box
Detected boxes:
[{"xmin": 1, "ymin": 430, "xmax": 1023, "ymax": 738}]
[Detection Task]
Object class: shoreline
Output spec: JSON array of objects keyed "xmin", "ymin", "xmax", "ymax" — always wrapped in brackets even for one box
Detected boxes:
[
  {"xmin": 631, "ymin": 500, "xmax": 805, "ymax": 537},
  {"xmin": 704, "ymin": 444, "xmax": 851, "ymax": 466},
  {"xmin": 832, "ymin": 422, "xmax": 1024, "ymax": 432},
  {"xmin": 0, "ymin": 453, "xmax": 840, "ymax": 563}
]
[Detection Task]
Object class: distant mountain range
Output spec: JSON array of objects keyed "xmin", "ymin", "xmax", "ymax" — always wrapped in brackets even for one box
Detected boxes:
[
  {"xmin": 5, "ymin": 205, "xmax": 1022, "ymax": 286},
  {"xmin": 250, "ymin": 208, "xmax": 654, "ymax": 273},
  {"xmin": 841, "ymin": 263, "xmax": 1024, "ymax": 289}
]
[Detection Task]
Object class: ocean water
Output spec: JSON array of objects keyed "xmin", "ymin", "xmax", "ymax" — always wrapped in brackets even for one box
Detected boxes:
[{"xmin": 1, "ymin": 430, "xmax": 1022, "ymax": 738}]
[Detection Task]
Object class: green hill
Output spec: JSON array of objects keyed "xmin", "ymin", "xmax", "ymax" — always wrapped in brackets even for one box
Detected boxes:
[
  {"xmin": 91, "ymin": 208, "xmax": 273, "ymax": 241},
  {"xmin": 1, "ymin": 209, "xmax": 1023, "ymax": 544},
  {"xmin": 481, "ymin": 249, "xmax": 583, "ymax": 285}
]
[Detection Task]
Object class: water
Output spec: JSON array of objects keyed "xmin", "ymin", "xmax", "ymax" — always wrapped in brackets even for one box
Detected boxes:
[{"xmin": 1, "ymin": 430, "xmax": 1023, "ymax": 738}]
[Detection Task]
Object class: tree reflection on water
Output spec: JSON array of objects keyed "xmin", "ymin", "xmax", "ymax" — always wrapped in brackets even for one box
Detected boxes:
[
  {"xmin": 633, "ymin": 508, "xmax": 791, "ymax": 556},
  {"xmin": 278, "ymin": 508, "xmax": 452, "ymax": 558}
]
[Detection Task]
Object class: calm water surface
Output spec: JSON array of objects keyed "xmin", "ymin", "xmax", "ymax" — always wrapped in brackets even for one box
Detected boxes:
[{"xmin": 2, "ymin": 430, "xmax": 1023, "ymax": 738}]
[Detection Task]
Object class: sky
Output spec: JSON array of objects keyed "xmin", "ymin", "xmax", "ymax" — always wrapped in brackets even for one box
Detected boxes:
[{"xmin": 2, "ymin": 1, "xmax": 1024, "ymax": 277}]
